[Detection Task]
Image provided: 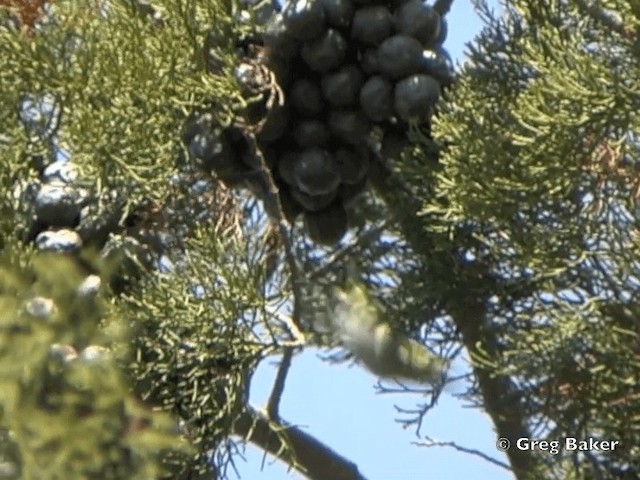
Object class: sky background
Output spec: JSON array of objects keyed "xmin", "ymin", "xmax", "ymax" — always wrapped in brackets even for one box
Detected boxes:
[{"xmin": 235, "ymin": 1, "xmax": 511, "ymax": 479}]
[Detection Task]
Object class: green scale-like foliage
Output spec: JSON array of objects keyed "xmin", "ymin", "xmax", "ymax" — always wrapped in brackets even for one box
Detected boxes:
[
  {"xmin": 0, "ymin": 1, "xmax": 280, "ymax": 477},
  {"xmin": 0, "ymin": 241, "xmax": 188, "ymax": 479},
  {"xmin": 429, "ymin": 0, "xmax": 640, "ymax": 272},
  {"xmin": 393, "ymin": 1, "xmax": 640, "ymax": 477},
  {"xmin": 3, "ymin": 0, "xmax": 640, "ymax": 478},
  {"xmin": 0, "ymin": 217, "xmax": 276, "ymax": 478},
  {"xmin": 0, "ymin": 0, "xmax": 249, "ymax": 237},
  {"xmin": 118, "ymin": 224, "xmax": 271, "ymax": 476}
]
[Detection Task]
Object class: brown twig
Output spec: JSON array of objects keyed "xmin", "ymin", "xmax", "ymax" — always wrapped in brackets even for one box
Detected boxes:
[
  {"xmin": 248, "ymin": 139, "xmax": 306, "ymax": 338},
  {"xmin": 235, "ymin": 62, "xmax": 307, "ymax": 340}
]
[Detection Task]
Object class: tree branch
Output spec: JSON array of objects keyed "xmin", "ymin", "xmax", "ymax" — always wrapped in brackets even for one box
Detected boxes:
[
  {"xmin": 448, "ymin": 289, "xmax": 542, "ymax": 478},
  {"xmin": 245, "ymin": 132, "xmax": 307, "ymax": 339},
  {"xmin": 369, "ymin": 158, "xmax": 543, "ymax": 479},
  {"xmin": 266, "ymin": 347, "xmax": 293, "ymax": 420},
  {"xmin": 414, "ymin": 436, "xmax": 511, "ymax": 470},
  {"xmin": 233, "ymin": 408, "xmax": 367, "ymax": 480}
]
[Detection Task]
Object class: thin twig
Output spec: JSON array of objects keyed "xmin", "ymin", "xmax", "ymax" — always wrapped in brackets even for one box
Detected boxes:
[
  {"xmin": 234, "ymin": 62, "xmax": 309, "ymax": 339},
  {"xmin": 242, "ymin": 134, "xmax": 306, "ymax": 339},
  {"xmin": 277, "ymin": 316, "xmax": 306, "ymax": 346},
  {"xmin": 266, "ymin": 347, "xmax": 294, "ymax": 420},
  {"xmin": 307, "ymin": 223, "xmax": 389, "ymax": 281},
  {"xmin": 413, "ymin": 437, "xmax": 511, "ymax": 470}
]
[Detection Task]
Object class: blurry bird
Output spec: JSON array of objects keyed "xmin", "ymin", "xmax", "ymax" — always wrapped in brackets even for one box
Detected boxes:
[{"xmin": 327, "ymin": 279, "xmax": 448, "ymax": 386}]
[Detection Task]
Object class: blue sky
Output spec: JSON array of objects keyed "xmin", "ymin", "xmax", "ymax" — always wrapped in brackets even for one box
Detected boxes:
[{"xmin": 235, "ymin": 2, "xmax": 512, "ymax": 479}]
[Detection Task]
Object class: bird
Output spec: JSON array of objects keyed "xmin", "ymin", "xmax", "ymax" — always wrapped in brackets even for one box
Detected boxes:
[{"xmin": 328, "ymin": 280, "xmax": 448, "ymax": 385}]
